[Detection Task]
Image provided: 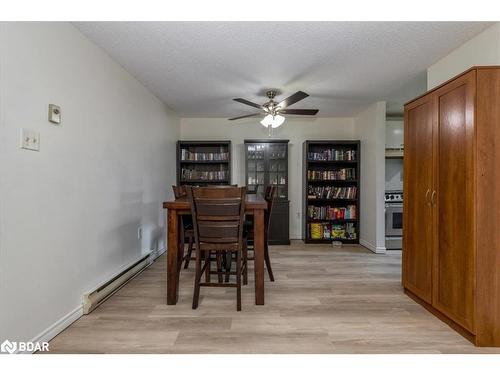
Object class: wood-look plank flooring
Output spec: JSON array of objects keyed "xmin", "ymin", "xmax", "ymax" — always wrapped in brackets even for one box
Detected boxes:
[{"xmin": 46, "ymin": 242, "xmax": 500, "ymax": 353}]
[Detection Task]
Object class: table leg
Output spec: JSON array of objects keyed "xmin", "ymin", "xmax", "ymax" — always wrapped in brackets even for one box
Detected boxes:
[
  {"xmin": 253, "ymin": 208, "xmax": 265, "ymax": 305},
  {"xmin": 167, "ymin": 208, "xmax": 180, "ymax": 305}
]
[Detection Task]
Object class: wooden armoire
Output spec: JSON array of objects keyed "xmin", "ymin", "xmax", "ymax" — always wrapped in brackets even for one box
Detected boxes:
[{"xmin": 403, "ymin": 67, "xmax": 500, "ymax": 347}]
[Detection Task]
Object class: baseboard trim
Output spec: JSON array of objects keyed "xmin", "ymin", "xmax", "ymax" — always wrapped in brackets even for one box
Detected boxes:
[
  {"xmin": 20, "ymin": 249, "xmax": 165, "ymax": 354},
  {"xmin": 359, "ymin": 239, "xmax": 386, "ymax": 254},
  {"xmin": 21, "ymin": 305, "xmax": 83, "ymax": 354}
]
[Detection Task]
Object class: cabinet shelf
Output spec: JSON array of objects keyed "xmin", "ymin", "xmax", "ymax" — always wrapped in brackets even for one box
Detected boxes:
[
  {"xmin": 307, "ymin": 179, "xmax": 358, "ymax": 186},
  {"xmin": 180, "ymin": 160, "xmax": 229, "ymax": 164},
  {"xmin": 307, "ymin": 160, "xmax": 357, "ymax": 164},
  {"xmin": 177, "ymin": 140, "xmax": 232, "ymax": 186},
  {"xmin": 306, "ymin": 218, "xmax": 357, "ymax": 223},
  {"xmin": 303, "ymin": 140, "xmax": 360, "ymax": 244},
  {"xmin": 307, "ymin": 198, "xmax": 357, "ymax": 203}
]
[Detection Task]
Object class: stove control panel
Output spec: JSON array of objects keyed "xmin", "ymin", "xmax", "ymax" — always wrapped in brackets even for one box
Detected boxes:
[{"xmin": 385, "ymin": 191, "xmax": 403, "ymax": 202}]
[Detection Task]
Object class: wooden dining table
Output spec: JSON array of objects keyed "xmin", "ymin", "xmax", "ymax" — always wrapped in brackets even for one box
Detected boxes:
[{"xmin": 163, "ymin": 193, "xmax": 268, "ymax": 305}]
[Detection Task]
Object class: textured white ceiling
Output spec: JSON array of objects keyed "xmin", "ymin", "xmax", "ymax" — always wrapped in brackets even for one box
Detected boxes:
[{"xmin": 74, "ymin": 22, "xmax": 492, "ymax": 117}]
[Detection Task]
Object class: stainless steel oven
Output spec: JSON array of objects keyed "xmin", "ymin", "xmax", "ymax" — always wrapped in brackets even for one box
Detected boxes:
[{"xmin": 385, "ymin": 191, "xmax": 403, "ymax": 249}]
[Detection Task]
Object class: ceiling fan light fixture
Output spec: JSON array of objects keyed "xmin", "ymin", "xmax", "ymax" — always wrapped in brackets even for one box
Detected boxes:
[
  {"xmin": 271, "ymin": 114, "xmax": 285, "ymax": 128},
  {"xmin": 260, "ymin": 114, "xmax": 274, "ymax": 127},
  {"xmin": 260, "ymin": 114, "xmax": 285, "ymax": 128}
]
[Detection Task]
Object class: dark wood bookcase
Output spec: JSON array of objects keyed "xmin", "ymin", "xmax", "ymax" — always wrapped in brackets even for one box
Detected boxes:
[
  {"xmin": 303, "ymin": 140, "xmax": 360, "ymax": 244},
  {"xmin": 176, "ymin": 140, "xmax": 232, "ymax": 186},
  {"xmin": 244, "ymin": 139, "xmax": 290, "ymax": 245}
]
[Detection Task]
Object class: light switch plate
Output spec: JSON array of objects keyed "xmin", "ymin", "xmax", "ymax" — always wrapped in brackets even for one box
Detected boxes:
[
  {"xmin": 48, "ymin": 104, "xmax": 61, "ymax": 124},
  {"xmin": 20, "ymin": 128, "xmax": 40, "ymax": 151}
]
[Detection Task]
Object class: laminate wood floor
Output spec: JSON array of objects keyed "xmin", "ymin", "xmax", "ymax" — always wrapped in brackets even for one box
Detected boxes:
[{"xmin": 46, "ymin": 242, "xmax": 500, "ymax": 353}]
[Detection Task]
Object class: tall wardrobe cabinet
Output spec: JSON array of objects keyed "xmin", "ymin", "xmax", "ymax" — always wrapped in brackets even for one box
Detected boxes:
[{"xmin": 403, "ymin": 67, "xmax": 500, "ymax": 347}]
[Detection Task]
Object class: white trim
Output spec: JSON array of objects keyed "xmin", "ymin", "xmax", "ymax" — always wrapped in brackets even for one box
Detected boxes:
[
  {"xmin": 84, "ymin": 250, "xmax": 154, "ymax": 296},
  {"xmin": 17, "ymin": 248, "xmax": 165, "ymax": 354},
  {"xmin": 360, "ymin": 238, "xmax": 386, "ymax": 254},
  {"xmin": 18, "ymin": 305, "xmax": 84, "ymax": 354},
  {"xmin": 150, "ymin": 247, "xmax": 166, "ymax": 261}
]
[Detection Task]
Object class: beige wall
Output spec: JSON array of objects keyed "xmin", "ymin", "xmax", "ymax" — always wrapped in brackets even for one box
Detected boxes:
[
  {"xmin": 427, "ymin": 23, "xmax": 500, "ymax": 89},
  {"xmin": 180, "ymin": 117, "xmax": 356, "ymax": 239},
  {"xmin": 0, "ymin": 22, "xmax": 180, "ymax": 345}
]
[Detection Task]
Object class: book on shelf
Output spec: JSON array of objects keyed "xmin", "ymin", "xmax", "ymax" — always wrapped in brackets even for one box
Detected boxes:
[
  {"xmin": 308, "ymin": 149, "xmax": 356, "ymax": 161},
  {"xmin": 307, "ymin": 205, "xmax": 357, "ymax": 220},
  {"xmin": 181, "ymin": 168, "xmax": 228, "ymax": 181},
  {"xmin": 180, "ymin": 149, "xmax": 229, "ymax": 161},
  {"xmin": 307, "ymin": 186, "xmax": 357, "ymax": 200},
  {"xmin": 308, "ymin": 222, "xmax": 357, "ymax": 240},
  {"xmin": 307, "ymin": 168, "xmax": 356, "ymax": 181}
]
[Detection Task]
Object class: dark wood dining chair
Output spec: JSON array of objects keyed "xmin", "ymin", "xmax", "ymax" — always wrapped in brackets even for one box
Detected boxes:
[
  {"xmin": 172, "ymin": 185, "xmax": 195, "ymax": 269},
  {"xmin": 187, "ymin": 186, "xmax": 247, "ymax": 311},
  {"xmin": 246, "ymin": 185, "xmax": 276, "ymax": 281}
]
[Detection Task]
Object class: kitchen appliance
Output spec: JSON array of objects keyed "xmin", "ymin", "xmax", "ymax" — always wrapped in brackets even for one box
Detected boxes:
[{"xmin": 385, "ymin": 190, "xmax": 403, "ymax": 250}]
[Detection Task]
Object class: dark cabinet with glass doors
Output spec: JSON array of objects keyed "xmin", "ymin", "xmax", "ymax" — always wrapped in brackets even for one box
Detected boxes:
[{"xmin": 244, "ymin": 139, "xmax": 290, "ymax": 245}]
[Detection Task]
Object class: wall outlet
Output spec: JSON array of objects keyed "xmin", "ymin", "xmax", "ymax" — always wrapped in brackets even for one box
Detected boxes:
[
  {"xmin": 20, "ymin": 128, "xmax": 40, "ymax": 151},
  {"xmin": 137, "ymin": 227, "xmax": 142, "ymax": 240}
]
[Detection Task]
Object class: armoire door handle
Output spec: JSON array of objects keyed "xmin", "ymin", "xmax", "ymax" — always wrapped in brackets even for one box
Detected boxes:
[
  {"xmin": 425, "ymin": 189, "xmax": 431, "ymax": 205},
  {"xmin": 431, "ymin": 190, "xmax": 437, "ymax": 205}
]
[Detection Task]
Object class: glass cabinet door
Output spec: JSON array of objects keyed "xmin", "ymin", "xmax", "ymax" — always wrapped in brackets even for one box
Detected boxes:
[
  {"xmin": 267, "ymin": 143, "xmax": 288, "ymax": 199},
  {"xmin": 245, "ymin": 141, "xmax": 288, "ymax": 199},
  {"xmin": 246, "ymin": 143, "xmax": 265, "ymax": 194}
]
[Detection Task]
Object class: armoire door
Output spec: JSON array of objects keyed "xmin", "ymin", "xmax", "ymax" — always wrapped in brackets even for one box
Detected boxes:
[
  {"xmin": 403, "ymin": 95, "xmax": 434, "ymax": 304},
  {"xmin": 433, "ymin": 70, "xmax": 476, "ymax": 333}
]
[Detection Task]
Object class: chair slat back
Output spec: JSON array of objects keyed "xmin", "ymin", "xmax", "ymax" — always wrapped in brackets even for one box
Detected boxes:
[
  {"xmin": 264, "ymin": 185, "xmax": 277, "ymax": 234},
  {"xmin": 188, "ymin": 187, "xmax": 246, "ymax": 247}
]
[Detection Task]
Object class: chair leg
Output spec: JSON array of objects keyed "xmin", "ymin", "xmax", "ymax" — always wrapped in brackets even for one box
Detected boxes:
[
  {"xmin": 192, "ymin": 249, "xmax": 202, "ymax": 309},
  {"xmin": 184, "ymin": 234, "xmax": 194, "ymax": 269},
  {"xmin": 216, "ymin": 251, "xmax": 223, "ymax": 283},
  {"xmin": 205, "ymin": 250, "xmax": 211, "ymax": 283},
  {"xmin": 236, "ymin": 250, "xmax": 242, "ymax": 311},
  {"xmin": 264, "ymin": 242, "xmax": 275, "ymax": 282},
  {"xmin": 224, "ymin": 252, "xmax": 232, "ymax": 283},
  {"xmin": 243, "ymin": 241, "xmax": 248, "ymax": 286}
]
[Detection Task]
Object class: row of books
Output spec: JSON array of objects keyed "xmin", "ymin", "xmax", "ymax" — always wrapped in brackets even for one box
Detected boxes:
[
  {"xmin": 307, "ymin": 168, "xmax": 356, "ymax": 181},
  {"xmin": 309, "ymin": 222, "xmax": 357, "ymax": 240},
  {"xmin": 180, "ymin": 149, "xmax": 229, "ymax": 161},
  {"xmin": 181, "ymin": 168, "xmax": 228, "ymax": 181},
  {"xmin": 307, "ymin": 186, "xmax": 357, "ymax": 200},
  {"xmin": 307, "ymin": 205, "xmax": 357, "ymax": 220},
  {"xmin": 308, "ymin": 149, "xmax": 356, "ymax": 161}
]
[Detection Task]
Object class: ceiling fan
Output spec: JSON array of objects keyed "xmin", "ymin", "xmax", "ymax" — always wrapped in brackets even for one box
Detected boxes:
[{"xmin": 228, "ymin": 90, "xmax": 319, "ymax": 129}]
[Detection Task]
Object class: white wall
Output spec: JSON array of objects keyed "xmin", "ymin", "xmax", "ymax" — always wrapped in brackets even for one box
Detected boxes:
[
  {"xmin": 354, "ymin": 102, "xmax": 386, "ymax": 253},
  {"xmin": 385, "ymin": 120, "xmax": 404, "ymax": 191},
  {"xmin": 180, "ymin": 117, "xmax": 356, "ymax": 239},
  {"xmin": 0, "ymin": 22, "xmax": 180, "ymax": 344},
  {"xmin": 427, "ymin": 23, "xmax": 500, "ymax": 89}
]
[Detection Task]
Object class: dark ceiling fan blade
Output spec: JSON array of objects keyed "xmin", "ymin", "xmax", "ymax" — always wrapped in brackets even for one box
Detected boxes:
[
  {"xmin": 228, "ymin": 113, "xmax": 261, "ymax": 121},
  {"xmin": 277, "ymin": 91, "xmax": 309, "ymax": 109},
  {"xmin": 280, "ymin": 109, "xmax": 319, "ymax": 115},
  {"xmin": 233, "ymin": 98, "xmax": 264, "ymax": 110}
]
